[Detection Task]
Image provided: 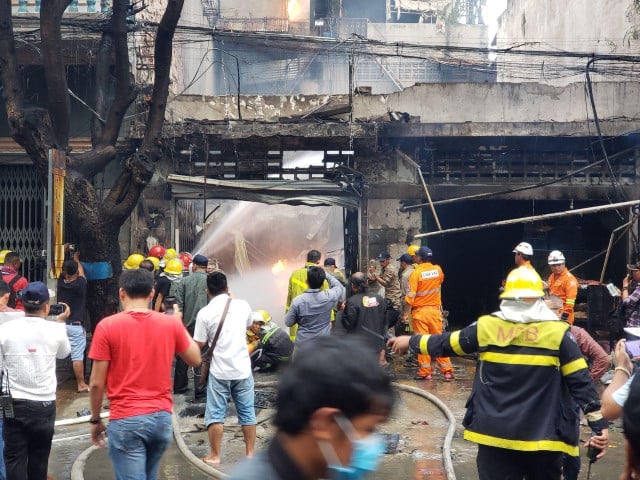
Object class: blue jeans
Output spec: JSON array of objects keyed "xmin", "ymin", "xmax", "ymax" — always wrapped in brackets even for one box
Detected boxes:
[
  {"xmin": 107, "ymin": 411, "xmax": 173, "ymax": 480},
  {"xmin": 0, "ymin": 418, "xmax": 6, "ymax": 480}
]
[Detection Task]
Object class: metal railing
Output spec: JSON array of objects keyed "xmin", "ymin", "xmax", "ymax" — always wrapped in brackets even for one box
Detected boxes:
[{"xmin": 11, "ymin": 0, "xmax": 110, "ymax": 14}]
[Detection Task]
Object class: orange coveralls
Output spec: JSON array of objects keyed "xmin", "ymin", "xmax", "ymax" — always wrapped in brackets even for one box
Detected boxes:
[
  {"xmin": 406, "ymin": 262, "xmax": 453, "ymax": 377},
  {"xmin": 547, "ymin": 268, "xmax": 579, "ymax": 324}
]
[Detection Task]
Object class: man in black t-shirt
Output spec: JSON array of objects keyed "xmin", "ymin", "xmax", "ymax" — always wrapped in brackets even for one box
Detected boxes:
[{"xmin": 57, "ymin": 253, "xmax": 89, "ymax": 392}]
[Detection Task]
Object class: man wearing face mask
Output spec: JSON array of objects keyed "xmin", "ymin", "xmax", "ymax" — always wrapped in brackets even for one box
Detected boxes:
[{"xmin": 229, "ymin": 335, "xmax": 395, "ymax": 480}]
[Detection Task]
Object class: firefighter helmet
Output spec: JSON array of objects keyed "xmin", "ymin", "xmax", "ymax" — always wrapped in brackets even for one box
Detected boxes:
[
  {"xmin": 407, "ymin": 245, "xmax": 419, "ymax": 256},
  {"xmin": 144, "ymin": 256, "xmax": 160, "ymax": 271},
  {"xmin": 512, "ymin": 242, "xmax": 534, "ymax": 256},
  {"xmin": 164, "ymin": 248, "xmax": 178, "ymax": 260},
  {"xmin": 123, "ymin": 253, "xmax": 145, "ymax": 270},
  {"xmin": 547, "ymin": 250, "xmax": 566, "ymax": 265},
  {"xmin": 0, "ymin": 250, "xmax": 11, "ymax": 264},
  {"xmin": 164, "ymin": 258, "xmax": 183, "ymax": 275},
  {"xmin": 500, "ymin": 266, "xmax": 544, "ymax": 299},
  {"xmin": 252, "ymin": 310, "xmax": 272, "ymax": 324},
  {"xmin": 179, "ymin": 252, "xmax": 193, "ymax": 270},
  {"xmin": 148, "ymin": 245, "xmax": 166, "ymax": 259}
]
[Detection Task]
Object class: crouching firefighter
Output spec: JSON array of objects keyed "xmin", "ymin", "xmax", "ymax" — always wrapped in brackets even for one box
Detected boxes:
[
  {"xmin": 248, "ymin": 310, "xmax": 293, "ymax": 373},
  {"xmin": 388, "ymin": 266, "xmax": 609, "ymax": 480}
]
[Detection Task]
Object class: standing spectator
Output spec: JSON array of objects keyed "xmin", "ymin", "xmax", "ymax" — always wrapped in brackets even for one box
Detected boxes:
[
  {"xmin": 0, "ymin": 252, "xmax": 28, "ymax": 310},
  {"xmin": 404, "ymin": 247, "xmax": 454, "ymax": 381},
  {"xmin": 367, "ymin": 252, "xmax": 402, "ymax": 323},
  {"xmin": 0, "ymin": 281, "xmax": 24, "ymax": 480},
  {"xmin": 323, "ymin": 258, "xmax": 347, "ymax": 286},
  {"xmin": 57, "ymin": 252, "xmax": 89, "ymax": 393},
  {"xmin": 229, "ymin": 336, "xmax": 395, "ymax": 480},
  {"xmin": 621, "ymin": 261, "xmax": 640, "ymax": 327},
  {"xmin": 286, "ymin": 250, "xmax": 327, "ymax": 340},
  {"xmin": 285, "ymin": 267, "xmax": 344, "ymax": 350},
  {"xmin": 601, "ymin": 338, "xmax": 635, "ymax": 421},
  {"xmin": 173, "ymin": 253, "xmax": 210, "ymax": 396},
  {"xmin": 0, "ymin": 282, "xmax": 70, "ymax": 480},
  {"xmin": 342, "ymin": 272, "xmax": 388, "ymax": 365},
  {"xmin": 621, "ymin": 372, "xmax": 640, "ymax": 479},
  {"xmin": 547, "ymin": 250, "xmax": 579, "ymax": 324},
  {"xmin": 88, "ymin": 269, "xmax": 200, "ymax": 479},
  {"xmin": 194, "ymin": 271, "xmax": 256, "ymax": 466},
  {"xmin": 397, "ymin": 253, "xmax": 415, "ymax": 336},
  {"xmin": 152, "ymin": 258, "xmax": 183, "ymax": 312},
  {"xmin": 389, "ymin": 266, "xmax": 610, "ymax": 479}
]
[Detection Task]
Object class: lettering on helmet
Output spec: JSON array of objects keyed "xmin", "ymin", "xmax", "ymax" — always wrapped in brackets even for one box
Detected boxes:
[
  {"xmin": 421, "ymin": 269, "xmax": 440, "ymax": 279},
  {"xmin": 496, "ymin": 325, "xmax": 539, "ymax": 344}
]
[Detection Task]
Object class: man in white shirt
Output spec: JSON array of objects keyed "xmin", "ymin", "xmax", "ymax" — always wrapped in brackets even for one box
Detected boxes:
[
  {"xmin": 194, "ymin": 271, "xmax": 256, "ymax": 466},
  {"xmin": 0, "ymin": 281, "xmax": 70, "ymax": 480}
]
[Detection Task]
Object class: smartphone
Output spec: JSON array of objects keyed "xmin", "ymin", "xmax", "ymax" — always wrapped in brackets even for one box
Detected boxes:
[
  {"xmin": 626, "ymin": 339, "xmax": 640, "ymax": 359},
  {"xmin": 163, "ymin": 296, "xmax": 176, "ymax": 314},
  {"xmin": 49, "ymin": 304, "xmax": 65, "ymax": 316}
]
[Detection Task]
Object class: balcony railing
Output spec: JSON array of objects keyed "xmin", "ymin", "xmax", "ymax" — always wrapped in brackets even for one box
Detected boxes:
[{"xmin": 12, "ymin": 0, "xmax": 110, "ymax": 14}]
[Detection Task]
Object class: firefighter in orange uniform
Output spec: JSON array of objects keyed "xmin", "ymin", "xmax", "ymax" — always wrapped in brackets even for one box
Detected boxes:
[
  {"xmin": 404, "ymin": 246, "xmax": 454, "ymax": 381},
  {"xmin": 547, "ymin": 250, "xmax": 579, "ymax": 324}
]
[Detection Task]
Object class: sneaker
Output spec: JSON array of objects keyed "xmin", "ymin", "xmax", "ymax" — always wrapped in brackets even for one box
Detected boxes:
[
  {"xmin": 414, "ymin": 374, "xmax": 432, "ymax": 381},
  {"xmin": 444, "ymin": 372, "xmax": 454, "ymax": 382}
]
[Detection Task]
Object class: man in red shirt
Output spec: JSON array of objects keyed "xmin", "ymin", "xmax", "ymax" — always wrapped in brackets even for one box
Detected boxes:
[
  {"xmin": 88, "ymin": 269, "xmax": 201, "ymax": 479},
  {"xmin": 0, "ymin": 252, "xmax": 28, "ymax": 310}
]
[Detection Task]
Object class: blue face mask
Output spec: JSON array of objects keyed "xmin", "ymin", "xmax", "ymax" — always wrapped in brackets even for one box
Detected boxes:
[{"xmin": 320, "ymin": 415, "xmax": 386, "ymax": 480}]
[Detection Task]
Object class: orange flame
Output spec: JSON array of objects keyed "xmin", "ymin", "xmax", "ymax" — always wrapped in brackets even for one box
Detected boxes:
[{"xmin": 272, "ymin": 259, "xmax": 287, "ymax": 274}]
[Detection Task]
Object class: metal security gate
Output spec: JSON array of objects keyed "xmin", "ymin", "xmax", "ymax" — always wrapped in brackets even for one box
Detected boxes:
[{"xmin": 0, "ymin": 165, "xmax": 46, "ymax": 281}]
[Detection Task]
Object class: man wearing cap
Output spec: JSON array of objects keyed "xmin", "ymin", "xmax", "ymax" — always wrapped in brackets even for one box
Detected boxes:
[
  {"xmin": 513, "ymin": 242, "xmax": 535, "ymax": 270},
  {"xmin": 57, "ymin": 252, "xmax": 89, "ymax": 393},
  {"xmin": 621, "ymin": 261, "xmax": 640, "ymax": 327},
  {"xmin": 389, "ymin": 266, "xmax": 610, "ymax": 479},
  {"xmin": 173, "ymin": 253, "xmax": 211, "ymax": 395},
  {"xmin": 248, "ymin": 310, "xmax": 293, "ymax": 372},
  {"xmin": 0, "ymin": 282, "xmax": 70, "ymax": 480},
  {"xmin": 397, "ymin": 253, "xmax": 415, "ymax": 336},
  {"xmin": 404, "ymin": 247, "xmax": 454, "ymax": 381},
  {"xmin": 323, "ymin": 258, "xmax": 347, "ymax": 286},
  {"xmin": 547, "ymin": 250, "xmax": 579, "ymax": 325},
  {"xmin": 368, "ymin": 252, "xmax": 402, "ymax": 325}
]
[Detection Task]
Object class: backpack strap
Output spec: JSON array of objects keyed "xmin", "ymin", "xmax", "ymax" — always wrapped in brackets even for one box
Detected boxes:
[{"xmin": 5, "ymin": 274, "xmax": 22, "ymax": 308}]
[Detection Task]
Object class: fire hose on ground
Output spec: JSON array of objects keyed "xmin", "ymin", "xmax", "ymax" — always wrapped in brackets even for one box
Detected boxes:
[{"xmin": 68, "ymin": 380, "xmax": 458, "ymax": 480}]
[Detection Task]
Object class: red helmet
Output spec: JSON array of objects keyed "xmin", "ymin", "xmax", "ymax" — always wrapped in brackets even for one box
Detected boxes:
[
  {"xmin": 179, "ymin": 252, "xmax": 193, "ymax": 269},
  {"xmin": 148, "ymin": 245, "xmax": 166, "ymax": 259}
]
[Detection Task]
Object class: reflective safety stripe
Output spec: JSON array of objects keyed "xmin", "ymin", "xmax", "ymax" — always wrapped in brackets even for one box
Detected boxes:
[
  {"xmin": 479, "ymin": 351, "xmax": 560, "ymax": 367},
  {"xmin": 415, "ymin": 287, "xmax": 441, "ymax": 297},
  {"xmin": 419, "ymin": 335, "xmax": 430, "ymax": 354},
  {"xmin": 561, "ymin": 358, "xmax": 588, "ymax": 376},
  {"xmin": 406, "ymin": 292, "xmax": 416, "ymax": 298},
  {"xmin": 463, "ymin": 430, "xmax": 579, "ymax": 456},
  {"xmin": 450, "ymin": 331, "xmax": 465, "ymax": 356},
  {"xmin": 291, "ymin": 278, "xmax": 307, "ymax": 289},
  {"xmin": 566, "ymin": 299, "xmax": 576, "ymax": 306},
  {"xmin": 476, "ymin": 315, "xmax": 568, "ymax": 350}
]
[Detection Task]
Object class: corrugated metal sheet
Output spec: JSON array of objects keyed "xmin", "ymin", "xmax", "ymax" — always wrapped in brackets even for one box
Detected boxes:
[{"xmin": 167, "ymin": 174, "xmax": 360, "ymax": 209}]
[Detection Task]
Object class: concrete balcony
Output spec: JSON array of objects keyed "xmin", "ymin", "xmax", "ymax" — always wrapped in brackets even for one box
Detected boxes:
[{"xmin": 11, "ymin": 0, "xmax": 110, "ymax": 14}]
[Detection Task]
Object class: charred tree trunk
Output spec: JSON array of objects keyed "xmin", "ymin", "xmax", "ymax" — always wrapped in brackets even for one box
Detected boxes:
[{"xmin": 0, "ymin": 0, "xmax": 185, "ymax": 329}]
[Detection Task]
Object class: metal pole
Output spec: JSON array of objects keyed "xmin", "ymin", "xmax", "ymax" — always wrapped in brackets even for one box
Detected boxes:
[
  {"xmin": 414, "ymin": 199, "xmax": 640, "ymax": 239},
  {"xmin": 600, "ymin": 215, "xmax": 637, "ymax": 283},
  {"xmin": 397, "ymin": 150, "xmax": 442, "ymax": 230}
]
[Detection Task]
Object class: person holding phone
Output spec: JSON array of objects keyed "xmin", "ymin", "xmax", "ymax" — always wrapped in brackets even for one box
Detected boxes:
[{"xmin": 621, "ymin": 262, "xmax": 640, "ymax": 328}]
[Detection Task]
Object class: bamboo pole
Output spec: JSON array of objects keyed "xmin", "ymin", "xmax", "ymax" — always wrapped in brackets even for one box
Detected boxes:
[
  {"xmin": 415, "ymin": 199, "xmax": 640, "ymax": 239},
  {"xmin": 396, "ymin": 150, "xmax": 442, "ymax": 230}
]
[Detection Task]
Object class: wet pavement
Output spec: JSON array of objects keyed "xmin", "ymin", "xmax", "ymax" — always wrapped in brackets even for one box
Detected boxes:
[{"xmin": 49, "ymin": 357, "xmax": 626, "ymax": 479}]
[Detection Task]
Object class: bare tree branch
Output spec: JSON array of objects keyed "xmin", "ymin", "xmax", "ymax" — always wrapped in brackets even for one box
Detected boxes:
[
  {"xmin": 91, "ymin": 32, "xmax": 113, "ymax": 146},
  {"xmin": 69, "ymin": 145, "xmax": 117, "ymax": 177},
  {"xmin": 100, "ymin": 0, "xmax": 138, "ymax": 147},
  {"xmin": 40, "ymin": 0, "xmax": 73, "ymax": 149}
]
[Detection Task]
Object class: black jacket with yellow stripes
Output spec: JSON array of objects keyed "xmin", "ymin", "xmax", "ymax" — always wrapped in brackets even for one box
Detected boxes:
[{"xmin": 408, "ymin": 314, "xmax": 609, "ymax": 456}]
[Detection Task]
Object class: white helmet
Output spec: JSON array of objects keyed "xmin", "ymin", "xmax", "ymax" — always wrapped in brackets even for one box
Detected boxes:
[
  {"xmin": 513, "ymin": 242, "xmax": 533, "ymax": 256},
  {"xmin": 547, "ymin": 250, "xmax": 566, "ymax": 265}
]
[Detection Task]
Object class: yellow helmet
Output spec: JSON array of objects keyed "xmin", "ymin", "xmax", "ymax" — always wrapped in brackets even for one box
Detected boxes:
[
  {"xmin": 252, "ymin": 310, "xmax": 272, "ymax": 323},
  {"xmin": 0, "ymin": 250, "xmax": 11, "ymax": 264},
  {"xmin": 407, "ymin": 245, "xmax": 419, "ymax": 256},
  {"xmin": 123, "ymin": 253, "xmax": 145, "ymax": 270},
  {"xmin": 164, "ymin": 258, "xmax": 183, "ymax": 275},
  {"xmin": 500, "ymin": 266, "xmax": 544, "ymax": 299},
  {"xmin": 164, "ymin": 248, "xmax": 178, "ymax": 260},
  {"xmin": 144, "ymin": 256, "xmax": 160, "ymax": 271}
]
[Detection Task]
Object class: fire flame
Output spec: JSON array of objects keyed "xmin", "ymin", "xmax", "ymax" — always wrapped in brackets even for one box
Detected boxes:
[{"xmin": 272, "ymin": 259, "xmax": 287, "ymax": 274}]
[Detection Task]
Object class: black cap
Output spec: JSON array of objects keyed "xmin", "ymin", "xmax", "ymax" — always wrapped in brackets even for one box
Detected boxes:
[
  {"xmin": 323, "ymin": 257, "xmax": 336, "ymax": 266},
  {"xmin": 397, "ymin": 253, "xmax": 413, "ymax": 263},
  {"xmin": 377, "ymin": 252, "xmax": 391, "ymax": 260}
]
